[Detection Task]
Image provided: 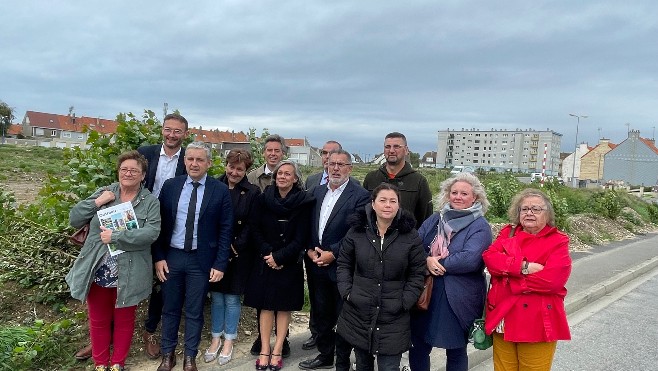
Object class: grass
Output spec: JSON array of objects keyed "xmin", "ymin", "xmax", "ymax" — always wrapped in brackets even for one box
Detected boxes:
[{"xmin": 0, "ymin": 145, "xmax": 68, "ymax": 177}]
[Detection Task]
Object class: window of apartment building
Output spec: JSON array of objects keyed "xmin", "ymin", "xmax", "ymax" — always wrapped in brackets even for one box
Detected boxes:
[
  {"xmin": 475, "ymin": 134, "xmax": 480, "ymax": 137},
  {"xmin": 474, "ymin": 147, "xmax": 479, "ymax": 150},
  {"xmin": 502, "ymin": 134, "xmax": 508, "ymax": 137},
  {"xmin": 473, "ymin": 160, "xmax": 479, "ymax": 163},
  {"xmin": 473, "ymin": 153, "xmax": 478, "ymax": 157},
  {"xmin": 51, "ymin": 130, "xmax": 57, "ymax": 136}
]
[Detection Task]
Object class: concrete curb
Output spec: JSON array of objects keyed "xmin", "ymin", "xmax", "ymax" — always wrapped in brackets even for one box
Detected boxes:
[
  {"xmin": 564, "ymin": 256, "xmax": 658, "ymax": 314},
  {"xmin": 459, "ymin": 256, "xmax": 658, "ymax": 371}
]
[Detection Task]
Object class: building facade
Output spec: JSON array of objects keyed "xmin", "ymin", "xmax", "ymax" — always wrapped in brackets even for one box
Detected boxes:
[
  {"xmin": 436, "ymin": 129, "xmax": 562, "ymax": 174},
  {"xmin": 603, "ymin": 130, "xmax": 658, "ymax": 186},
  {"xmin": 579, "ymin": 139, "xmax": 616, "ymax": 182}
]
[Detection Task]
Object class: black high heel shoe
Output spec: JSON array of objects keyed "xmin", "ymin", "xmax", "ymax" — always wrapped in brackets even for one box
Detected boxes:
[
  {"xmin": 269, "ymin": 353, "xmax": 283, "ymax": 371},
  {"xmin": 256, "ymin": 353, "xmax": 270, "ymax": 370}
]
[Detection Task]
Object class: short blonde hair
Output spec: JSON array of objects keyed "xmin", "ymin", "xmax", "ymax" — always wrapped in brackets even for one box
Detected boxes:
[{"xmin": 435, "ymin": 172, "xmax": 489, "ymax": 214}]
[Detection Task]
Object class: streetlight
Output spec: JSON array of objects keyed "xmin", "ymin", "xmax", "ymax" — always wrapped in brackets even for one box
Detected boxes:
[{"xmin": 569, "ymin": 114, "xmax": 588, "ymax": 188}]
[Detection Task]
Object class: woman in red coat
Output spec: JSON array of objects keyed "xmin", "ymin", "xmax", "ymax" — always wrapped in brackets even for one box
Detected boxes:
[{"xmin": 482, "ymin": 188, "xmax": 571, "ymax": 371}]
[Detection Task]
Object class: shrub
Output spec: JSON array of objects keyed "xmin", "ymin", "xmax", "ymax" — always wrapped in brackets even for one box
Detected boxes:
[
  {"xmin": 482, "ymin": 173, "xmax": 521, "ymax": 220},
  {"xmin": 0, "ymin": 310, "xmax": 83, "ymax": 370},
  {"xmin": 590, "ymin": 190, "xmax": 623, "ymax": 219},
  {"xmin": 648, "ymin": 203, "xmax": 658, "ymax": 223}
]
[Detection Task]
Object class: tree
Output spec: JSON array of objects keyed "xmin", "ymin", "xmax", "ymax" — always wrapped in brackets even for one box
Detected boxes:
[
  {"xmin": 409, "ymin": 152, "xmax": 420, "ymax": 167},
  {"xmin": 0, "ymin": 100, "xmax": 16, "ymax": 140}
]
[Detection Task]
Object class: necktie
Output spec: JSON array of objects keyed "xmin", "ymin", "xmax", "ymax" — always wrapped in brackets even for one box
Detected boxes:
[{"xmin": 184, "ymin": 181, "xmax": 200, "ymax": 251}]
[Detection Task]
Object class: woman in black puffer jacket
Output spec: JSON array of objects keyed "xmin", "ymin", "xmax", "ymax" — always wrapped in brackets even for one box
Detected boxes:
[{"xmin": 336, "ymin": 183, "xmax": 426, "ymax": 371}]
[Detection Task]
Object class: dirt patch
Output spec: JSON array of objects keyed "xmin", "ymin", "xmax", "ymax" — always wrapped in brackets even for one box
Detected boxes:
[{"xmin": 1, "ymin": 179, "xmax": 43, "ymax": 204}]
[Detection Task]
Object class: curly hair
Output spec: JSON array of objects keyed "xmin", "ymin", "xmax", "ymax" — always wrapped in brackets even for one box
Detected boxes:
[{"xmin": 435, "ymin": 172, "xmax": 489, "ymax": 214}]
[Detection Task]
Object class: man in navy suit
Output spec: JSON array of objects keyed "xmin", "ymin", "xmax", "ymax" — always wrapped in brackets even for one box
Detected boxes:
[
  {"xmin": 154, "ymin": 142, "xmax": 233, "ymax": 371},
  {"xmin": 299, "ymin": 149, "xmax": 370, "ymax": 371}
]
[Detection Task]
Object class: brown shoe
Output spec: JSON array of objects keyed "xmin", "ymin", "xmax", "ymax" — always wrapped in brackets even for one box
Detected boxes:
[
  {"xmin": 74, "ymin": 343, "xmax": 92, "ymax": 361},
  {"xmin": 156, "ymin": 352, "xmax": 176, "ymax": 371},
  {"xmin": 183, "ymin": 355, "xmax": 198, "ymax": 371},
  {"xmin": 142, "ymin": 330, "xmax": 161, "ymax": 359}
]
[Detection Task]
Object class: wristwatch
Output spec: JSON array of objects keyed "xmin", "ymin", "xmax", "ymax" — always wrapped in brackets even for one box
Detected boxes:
[{"xmin": 521, "ymin": 261, "xmax": 530, "ymax": 275}]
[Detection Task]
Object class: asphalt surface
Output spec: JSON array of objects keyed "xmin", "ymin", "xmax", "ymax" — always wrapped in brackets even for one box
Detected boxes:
[{"xmin": 128, "ymin": 232, "xmax": 658, "ymax": 371}]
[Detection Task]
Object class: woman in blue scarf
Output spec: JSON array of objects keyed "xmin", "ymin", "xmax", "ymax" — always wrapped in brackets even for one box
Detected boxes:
[{"xmin": 409, "ymin": 172, "xmax": 492, "ymax": 371}]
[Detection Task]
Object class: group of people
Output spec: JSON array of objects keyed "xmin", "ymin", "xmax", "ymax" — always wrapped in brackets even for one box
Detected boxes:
[{"xmin": 65, "ymin": 116, "xmax": 573, "ymax": 371}]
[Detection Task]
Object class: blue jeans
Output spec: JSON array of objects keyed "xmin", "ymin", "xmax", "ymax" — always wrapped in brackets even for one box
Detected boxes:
[
  {"xmin": 353, "ymin": 347, "xmax": 402, "ymax": 371},
  {"xmin": 210, "ymin": 292, "xmax": 241, "ymax": 340}
]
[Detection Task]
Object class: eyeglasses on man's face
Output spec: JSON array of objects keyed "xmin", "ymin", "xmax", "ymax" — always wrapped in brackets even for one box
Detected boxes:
[
  {"xmin": 519, "ymin": 206, "xmax": 546, "ymax": 214},
  {"xmin": 163, "ymin": 127, "xmax": 184, "ymax": 136},
  {"xmin": 328, "ymin": 162, "xmax": 352, "ymax": 169},
  {"xmin": 119, "ymin": 168, "xmax": 142, "ymax": 175},
  {"xmin": 384, "ymin": 144, "xmax": 405, "ymax": 150}
]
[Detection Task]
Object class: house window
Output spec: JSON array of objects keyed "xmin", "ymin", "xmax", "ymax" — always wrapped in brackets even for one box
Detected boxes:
[
  {"xmin": 51, "ymin": 130, "xmax": 57, "ymax": 136},
  {"xmin": 78, "ymin": 134, "xmax": 84, "ymax": 139},
  {"xmin": 62, "ymin": 132, "xmax": 71, "ymax": 138}
]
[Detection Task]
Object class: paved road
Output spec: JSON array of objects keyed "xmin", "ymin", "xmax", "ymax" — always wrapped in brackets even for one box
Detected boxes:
[
  {"xmin": 470, "ymin": 267, "xmax": 658, "ymax": 371},
  {"xmin": 127, "ymin": 233, "xmax": 658, "ymax": 371}
]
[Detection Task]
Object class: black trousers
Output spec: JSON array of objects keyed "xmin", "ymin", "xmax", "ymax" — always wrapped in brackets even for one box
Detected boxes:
[{"xmin": 311, "ymin": 270, "xmax": 350, "ymax": 367}]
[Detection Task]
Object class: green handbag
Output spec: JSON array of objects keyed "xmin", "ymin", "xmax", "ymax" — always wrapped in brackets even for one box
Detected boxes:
[
  {"xmin": 468, "ymin": 268, "xmax": 494, "ymax": 350},
  {"xmin": 468, "ymin": 316, "xmax": 493, "ymax": 350}
]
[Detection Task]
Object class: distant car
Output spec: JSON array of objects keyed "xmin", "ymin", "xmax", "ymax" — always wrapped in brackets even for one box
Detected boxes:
[
  {"xmin": 450, "ymin": 165, "xmax": 465, "ymax": 175},
  {"xmin": 530, "ymin": 173, "xmax": 543, "ymax": 182}
]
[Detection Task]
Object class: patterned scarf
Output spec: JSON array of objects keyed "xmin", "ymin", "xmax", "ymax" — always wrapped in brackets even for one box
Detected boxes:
[{"xmin": 430, "ymin": 202, "xmax": 484, "ymax": 258}]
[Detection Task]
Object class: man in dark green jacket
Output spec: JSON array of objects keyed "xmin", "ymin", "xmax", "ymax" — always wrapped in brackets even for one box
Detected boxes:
[{"xmin": 363, "ymin": 132, "xmax": 433, "ymax": 228}]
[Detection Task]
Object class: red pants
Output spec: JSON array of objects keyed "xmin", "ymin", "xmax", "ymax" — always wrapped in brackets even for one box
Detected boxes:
[{"xmin": 87, "ymin": 283, "xmax": 137, "ymax": 366}]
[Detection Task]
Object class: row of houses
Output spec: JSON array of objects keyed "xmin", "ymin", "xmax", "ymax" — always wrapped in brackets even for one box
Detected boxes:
[
  {"xmin": 425, "ymin": 128, "xmax": 658, "ymax": 187},
  {"xmin": 4, "ymin": 111, "xmax": 325, "ymax": 167}
]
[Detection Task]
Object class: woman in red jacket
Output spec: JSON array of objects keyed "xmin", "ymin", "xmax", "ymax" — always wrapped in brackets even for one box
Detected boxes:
[{"xmin": 482, "ymin": 188, "xmax": 571, "ymax": 371}]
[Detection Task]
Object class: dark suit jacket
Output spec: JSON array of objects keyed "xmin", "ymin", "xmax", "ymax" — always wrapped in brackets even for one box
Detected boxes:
[
  {"xmin": 305, "ymin": 172, "xmax": 361, "ymax": 193},
  {"xmin": 137, "ymin": 144, "xmax": 187, "ymax": 192},
  {"xmin": 309, "ymin": 179, "xmax": 370, "ymax": 281},
  {"xmin": 153, "ymin": 175, "xmax": 234, "ymax": 273}
]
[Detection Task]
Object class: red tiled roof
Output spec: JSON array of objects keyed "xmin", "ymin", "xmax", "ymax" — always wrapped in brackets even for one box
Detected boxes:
[
  {"xmin": 640, "ymin": 138, "xmax": 658, "ymax": 155},
  {"xmin": 7, "ymin": 124, "xmax": 22, "ymax": 135},
  {"xmin": 24, "ymin": 110, "xmax": 249, "ymax": 143},
  {"xmin": 285, "ymin": 138, "xmax": 305, "ymax": 147},
  {"xmin": 188, "ymin": 128, "xmax": 249, "ymax": 144},
  {"xmin": 25, "ymin": 111, "xmax": 118, "ymax": 134}
]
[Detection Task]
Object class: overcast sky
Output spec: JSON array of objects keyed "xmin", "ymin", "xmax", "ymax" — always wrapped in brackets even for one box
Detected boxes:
[{"xmin": 2, "ymin": 1, "xmax": 657, "ymax": 160}]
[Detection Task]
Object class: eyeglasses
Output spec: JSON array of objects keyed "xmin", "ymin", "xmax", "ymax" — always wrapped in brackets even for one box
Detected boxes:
[
  {"xmin": 519, "ymin": 206, "xmax": 546, "ymax": 214},
  {"xmin": 163, "ymin": 127, "xmax": 184, "ymax": 136},
  {"xmin": 328, "ymin": 162, "xmax": 352, "ymax": 169},
  {"xmin": 384, "ymin": 144, "xmax": 405, "ymax": 150},
  {"xmin": 321, "ymin": 150, "xmax": 330, "ymax": 155},
  {"xmin": 119, "ymin": 168, "xmax": 142, "ymax": 175}
]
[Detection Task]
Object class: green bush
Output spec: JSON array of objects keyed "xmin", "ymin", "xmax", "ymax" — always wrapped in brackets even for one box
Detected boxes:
[
  {"xmin": 648, "ymin": 203, "xmax": 658, "ymax": 223},
  {"xmin": 0, "ymin": 310, "xmax": 83, "ymax": 370},
  {"xmin": 590, "ymin": 190, "xmax": 623, "ymax": 219},
  {"xmin": 482, "ymin": 173, "xmax": 521, "ymax": 220}
]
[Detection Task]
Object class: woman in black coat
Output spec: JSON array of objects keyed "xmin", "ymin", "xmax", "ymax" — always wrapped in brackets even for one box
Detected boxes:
[
  {"xmin": 204, "ymin": 149, "xmax": 260, "ymax": 366},
  {"xmin": 243, "ymin": 160, "xmax": 315, "ymax": 371},
  {"xmin": 336, "ymin": 183, "xmax": 426, "ymax": 371}
]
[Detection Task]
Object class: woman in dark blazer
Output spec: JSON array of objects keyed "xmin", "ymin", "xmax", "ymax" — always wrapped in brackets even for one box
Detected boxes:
[
  {"xmin": 243, "ymin": 160, "xmax": 315, "ymax": 371},
  {"xmin": 204, "ymin": 149, "xmax": 260, "ymax": 366},
  {"xmin": 336, "ymin": 183, "xmax": 426, "ymax": 371}
]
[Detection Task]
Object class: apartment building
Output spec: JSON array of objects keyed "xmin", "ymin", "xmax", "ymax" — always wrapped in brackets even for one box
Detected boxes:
[{"xmin": 436, "ymin": 129, "xmax": 562, "ymax": 174}]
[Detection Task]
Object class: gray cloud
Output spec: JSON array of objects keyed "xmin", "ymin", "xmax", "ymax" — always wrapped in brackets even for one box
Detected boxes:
[{"xmin": 2, "ymin": 0, "xmax": 658, "ymax": 159}]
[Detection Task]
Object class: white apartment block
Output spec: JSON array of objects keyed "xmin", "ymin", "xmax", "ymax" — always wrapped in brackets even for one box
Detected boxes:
[{"xmin": 436, "ymin": 129, "xmax": 562, "ymax": 174}]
